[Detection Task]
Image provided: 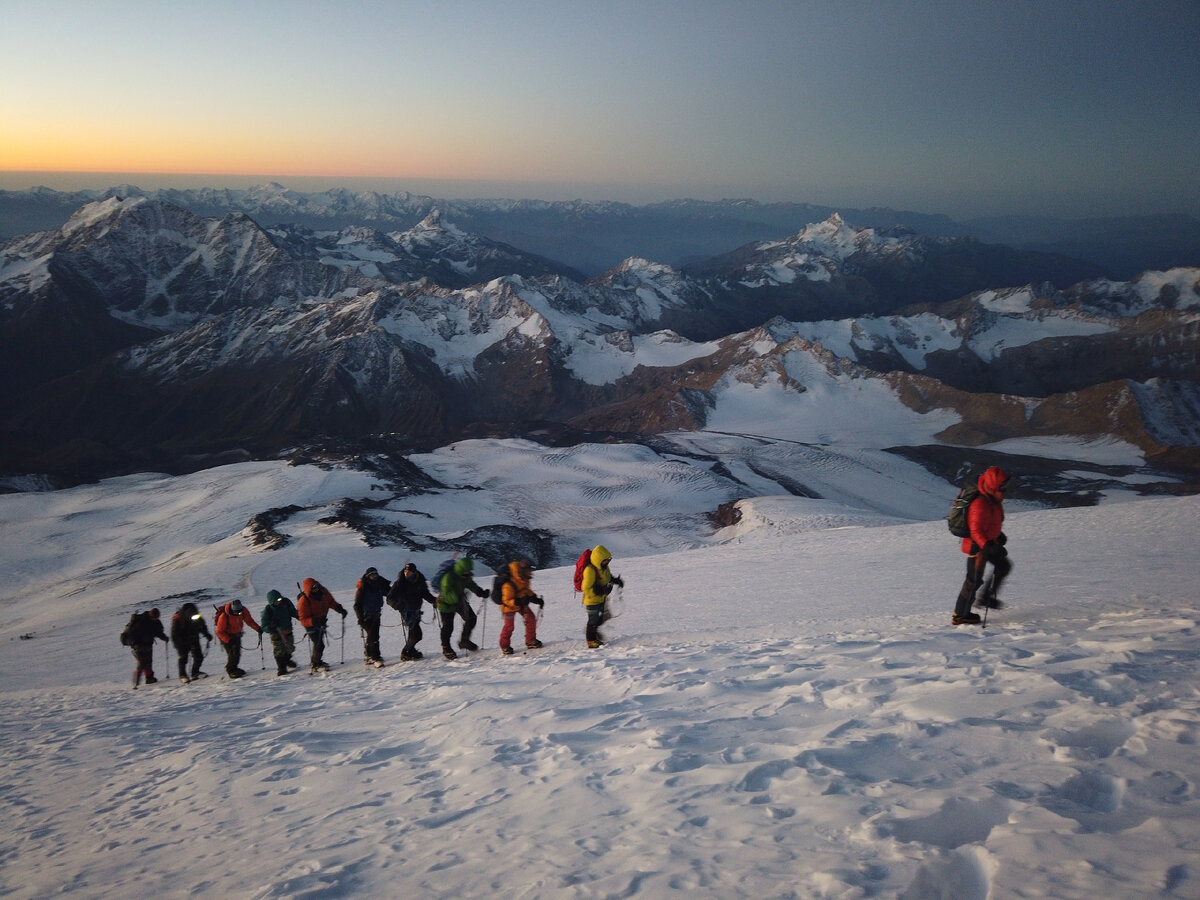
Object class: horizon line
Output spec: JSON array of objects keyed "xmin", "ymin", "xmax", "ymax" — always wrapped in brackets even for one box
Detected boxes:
[{"xmin": 1, "ymin": 171, "xmax": 1195, "ymax": 223}]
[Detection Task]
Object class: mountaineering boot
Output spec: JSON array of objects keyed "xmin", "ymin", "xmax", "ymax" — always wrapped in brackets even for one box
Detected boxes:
[
  {"xmin": 458, "ymin": 638, "xmax": 478, "ymax": 652},
  {"xmin": 974, "ymin": 594, "xmax": 1004, "ymax": 610},
  {"xmin": 179, "ymin": 675, "xmax": 191, "ymax": 684},
  {"xmin": 284, "ymin": 658, "xmax": 298, "ymax": 669},
  {"xmin": 145, "ymin": 675, "xmax": 158, "ymax": 684},
  {"xmin": 526, "ymin": 639, "xmax": 543, "ymax": 649},
  {"xmin": 400, "ymin": 648, "xmax": 419, "ymax": 661},
  {"xmin": 587, "ymin": 640, "xmax": 602, "ymax": 649},
  {"xmin": 442, "ymin": 647, "xmax": 457, "ymax": 660},
  {"xmin": 501, "ymin": 646, "xmax": 514, "ymax": 656},
  {"xmin": 952, "ymin": 611, "xmax": 982, "ymax": 625}
]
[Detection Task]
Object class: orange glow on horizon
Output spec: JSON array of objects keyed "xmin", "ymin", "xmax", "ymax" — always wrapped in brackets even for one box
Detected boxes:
[{"xmin": 0, "ymin": 128, "xmax": 505, "ymax": 185}]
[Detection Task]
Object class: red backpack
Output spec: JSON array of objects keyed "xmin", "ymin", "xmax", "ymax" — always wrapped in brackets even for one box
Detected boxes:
[{"xmin": 572, "ymin": 548, "xmax": 593, "ymax": 593}]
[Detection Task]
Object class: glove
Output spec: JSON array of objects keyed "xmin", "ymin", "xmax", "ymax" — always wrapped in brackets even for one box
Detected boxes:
[
  {"xmin": 534, "ymin": 597, "xmax": 545, "ymax": 608},
  {"xmin": 481, "ymin": 589, "xmax": 491, "ymax": 599},
  {"xmin": 340, "ymin": 608, "xmax": 348, "ymax": 618},
  {"xmin": 612, "ymin": 576, "xmax": 625, "ymax": 588},
  {"xmin": 996, "ymin": 532, "xmax": 1008, "ymax": 546}
]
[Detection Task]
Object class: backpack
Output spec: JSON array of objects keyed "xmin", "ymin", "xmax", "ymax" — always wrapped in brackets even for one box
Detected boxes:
[
  {"xmin": 119, "ymin": 612, "xmax": 139, "ymax": 645},
  {"xmin": 947, "ymin": 482, "xmax": 981, "ymax": 538},
  {"xmin": 572, "ymin": 548, "xmax": 593, "ymax": 593},
  {"xmin": 491, "ymin": 567, "xmax": 511, "ymax": 605},
  {"xmin": 121, "ymin": 611, "xmax": 149, "ymax": 646},
  {"xmin": 431, "ymin": 558, "xmax": 456, "ymax": 595},
  {"xmin": 385, "ymin": 584, "xmax": 404, "ymax": 612}
]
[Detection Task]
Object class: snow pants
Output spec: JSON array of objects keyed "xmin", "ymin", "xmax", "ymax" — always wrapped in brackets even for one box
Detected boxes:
[
  {"xmin": 499, "ymin": 606, "xmax": 537, "ymax": 650},
  {"xmin": 269, "ymin": 629, "xmax": 295, "ymax": 674},
  {"xmin": 585, "ymin": 602, "xmax": 606, "ymax": 644},
  {"xmin": 176, "ymin": 639, "xmax": 205, "ymax": 679},
  {"xmin": 400, "ymin": 609, "xmax": 423, "ymax": 654},
  {"xmin": 955, "ymin": 542, "xmax": 1012, "ymax": 618},
  {"xmin": 439, "ymin": 602, "xmax": 477, "ymax": 650},
  {"xmin": 359, "ymin": 614, "xmax": 381, "ymax": 662},
  {"xmin": 132, "ymin": 644, "xmax": 156, "ymax": 681},
  {"xmin": 221, "ymin": 638, "xmax": 243, "ymax": 677},
  {"xmin": 307, "ymin": 620, "xmax": 328, "ymax": 669}
]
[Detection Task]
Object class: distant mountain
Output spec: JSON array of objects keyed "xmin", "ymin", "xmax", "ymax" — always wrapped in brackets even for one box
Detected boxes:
[
  {"xmin": 4, "ymin": 184, "xmax": 1196, "ymax": 279},
  {"xmin": 674, "ymin": 214, "xmax": 1102, "ymax": 337},
  {"xmin": 963, "ymin": 213, "xmax": 1200, "ymax": 282},
  {"xmin": 267, "ymin": 208, "xmax": 586, "ymax": 288},
  {"xmin": 1, "ymin": 197, "xmax": 1197, "ymax": 490}
]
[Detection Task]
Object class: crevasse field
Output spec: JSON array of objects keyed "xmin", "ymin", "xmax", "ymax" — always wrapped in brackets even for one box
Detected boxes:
[{"xmin": 1, "ymin": 435, "xmax": 1197, "ymax": 900}]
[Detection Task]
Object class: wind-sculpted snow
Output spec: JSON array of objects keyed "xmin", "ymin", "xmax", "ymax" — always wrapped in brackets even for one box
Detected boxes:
[
  {"xmin": 0, "ymin": 465, "xmax": 1197, "ymax": 897},
  {"xmin": 2, "ymin": 496, "xmax": 1200, "ymax": 897}
]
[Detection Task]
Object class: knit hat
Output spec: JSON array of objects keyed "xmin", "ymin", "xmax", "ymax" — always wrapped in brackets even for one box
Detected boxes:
[{"xmin": 267, "ymin": 589, "xmax": 283, "ymax": 604}]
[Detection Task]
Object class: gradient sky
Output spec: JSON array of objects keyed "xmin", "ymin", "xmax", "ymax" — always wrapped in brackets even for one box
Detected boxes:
[{"xmin": 1, "ymin": 0, "xmax": 1197, "ymax": 218}]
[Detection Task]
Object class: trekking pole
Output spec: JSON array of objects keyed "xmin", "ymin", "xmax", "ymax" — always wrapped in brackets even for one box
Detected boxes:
[
  {"xmin": 340, "ymin": 615, "xmax": 345, "ymax": 665},
  {"xmin": 479, "ymin": 599, "xmax": 487, "ymax": 645},
  {"xmin": 981, "ymin": 567, "xmax": 991, "ymax": 630},
  {"xmin": 259, "ymin": 632, "xmax": 265, "ymax": 670}
]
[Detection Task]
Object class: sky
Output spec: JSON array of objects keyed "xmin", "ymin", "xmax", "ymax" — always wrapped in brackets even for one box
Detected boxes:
[{"xmin": 1, "ymin": 0, "xmax": 1198, "ymax": 218}]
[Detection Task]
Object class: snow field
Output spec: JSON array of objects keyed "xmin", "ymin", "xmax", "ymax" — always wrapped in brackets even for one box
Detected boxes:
[{"xmin": 1, "ymin": 449, "xmax": 1197, "ymax": 898}]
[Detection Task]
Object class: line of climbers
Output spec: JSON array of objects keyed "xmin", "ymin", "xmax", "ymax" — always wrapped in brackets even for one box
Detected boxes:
[
  {"xmin": 120, "ymin": 546, "xmax": 625, "ymax": 685},
  {"xmin": 122, "ymin": 468, "xmax": 1017, "ymax": 686}
]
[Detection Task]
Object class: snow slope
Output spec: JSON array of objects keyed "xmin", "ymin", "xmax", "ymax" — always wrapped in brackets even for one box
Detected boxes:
[{"xmin": 1, "ymin": 450, "xmax": 1198, "ymax": 899}]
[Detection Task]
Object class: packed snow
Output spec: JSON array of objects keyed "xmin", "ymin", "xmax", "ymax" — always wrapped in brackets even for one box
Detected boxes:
[{"xmin": 1, "ymin": 437, "xmax": 1198, "ymax": 899}]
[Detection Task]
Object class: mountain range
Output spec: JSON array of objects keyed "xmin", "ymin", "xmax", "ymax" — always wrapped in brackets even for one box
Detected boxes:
[
  {"xmin": 4, "ymin": 183, "xmax": 1198, "ymax": 279},
  {"xmin": 1, "ymin": 191, "xmax": 1198, "ymax": 501}
]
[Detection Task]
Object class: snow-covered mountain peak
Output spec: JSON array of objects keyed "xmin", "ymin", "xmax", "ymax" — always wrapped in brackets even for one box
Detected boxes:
[
  {"xmin": 721, "ymin": 214, "xmax": 913, "ymax": 289},
  {"xmin": 60, "ymin": 195, "xmax": 147, "ymax": 238},
  {"xmin": 1073, "ymin": 267, "xmax": 1200, "ymax": 316},
  {"xmin": 409, "ymin": 207, "xmax": 468, "ymax": 240},
  {"xmin": 614, "ymin": 256, "xmax": 677, "ymax": 278}
]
